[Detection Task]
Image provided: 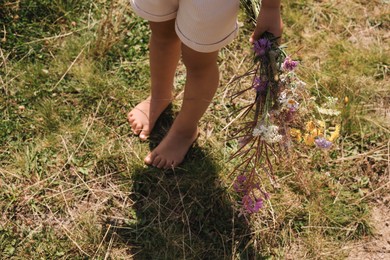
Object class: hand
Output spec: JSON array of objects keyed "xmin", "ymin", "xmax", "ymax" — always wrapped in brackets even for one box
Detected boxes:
[{"xmin": 250, "ymin": 6, "xmax": 283, "ymax": 43}]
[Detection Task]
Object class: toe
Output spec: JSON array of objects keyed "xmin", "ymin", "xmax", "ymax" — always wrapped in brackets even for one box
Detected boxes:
[
  {"xmin": 139, "ymin": 127, "xmax": 150, "ymax": 141},
  {"xmin": 130, "ymin": 121, "xmax": 137, "ymax": 132},
  {"xmin": 164, "ymin": 160, "xmax": 174, "ymax": 170},
  {"xmin": 171, "ymin": 160, "xmax": 181, "ymax": 169},
  {"xmin": 144, "ymin": 153, "xmax": 154, "ymax": 165},
  {"xmin": 133, "ymin": 123, "xmax": 142, "ymax": 135},
  {"xmin": 152, "ymin": 156, "xmax": 162, "ymax": 168},
  {"xmin": 157, "ymin": 158, "xmax": 167, "ymax": 169},
  {"xmin": 127, "ymin": 113, "xmax": 135, "ymax": 123},
  {"xmin": 128, "ymin": 116, "xmax": 135, "ymax": 124}
]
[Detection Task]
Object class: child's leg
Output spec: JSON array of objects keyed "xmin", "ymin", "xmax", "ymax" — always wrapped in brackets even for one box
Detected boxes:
[
  {"xmin": 144, "ymin": 44, "xmax": 219, "ymax": 169},
  {"xmin": 128, "ymin": 19, "xmax": 181, "ymax": 140}
]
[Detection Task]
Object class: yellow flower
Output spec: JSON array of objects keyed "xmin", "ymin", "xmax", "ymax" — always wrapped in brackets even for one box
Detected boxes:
[
  {"xmin": 303, "ymin": 133, "xmax": 316, "ymax": 146},
  {"xmin": 310, "ymin": 121, "xmax": 325, "ymax": 136},
  {"xmin": 303, "ymin": 121, "xmax": 324, "ymax": 146},
  {"xmin": 305, "ymin": 121, "xmax": 316, "ymax": 132},
  {"xmin": 329, "ymin": 124, "xmax": 341, "ymax": 142},
  {"xmin": 310, "ymin": 127, "xmax": 323, "ymax": 136},
  {"xmin": 290, "ymin": 128, "xmax": 302, "ymax": 142},
  {"xmin": 318, "ymin": 120, "xmax": 326, "ymax": 129}
]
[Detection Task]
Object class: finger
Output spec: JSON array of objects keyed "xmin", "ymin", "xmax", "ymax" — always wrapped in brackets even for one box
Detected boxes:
[{"xmin": 250, "ymin": 25, "xmax": 267, "ymax": 43}]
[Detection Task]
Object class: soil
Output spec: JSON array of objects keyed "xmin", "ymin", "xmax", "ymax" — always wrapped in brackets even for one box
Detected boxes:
[{"xmin": 347, "ymin": 187, "xmax": 390, "ymax": 260}]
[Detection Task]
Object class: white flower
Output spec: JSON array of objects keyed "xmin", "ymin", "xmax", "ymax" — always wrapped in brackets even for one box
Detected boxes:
[
  {"xmin": 293, "ymin": 79, "xmax": 306, "ymax": 88},
  {"xmin": 278, "ymin": 90, "xmax": 299, "ymax": 111},
  {"xmin": 317, "ymin": 107, "xmax": 341, "ymax": 116},
  {"xmin": 325, "ymin": 97, "xmax": 338, "ymax": 107},
  {"xmin": 252, "ymin": 124, "xmax": 267, "ymax": 137},
  {"xmin": 252, "ymin": 124, "xmax": 283, "ymax": 143}
]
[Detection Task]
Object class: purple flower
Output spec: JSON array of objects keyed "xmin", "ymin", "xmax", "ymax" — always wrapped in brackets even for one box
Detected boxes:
[
  {"xmin": 237, "ymin": 175, "xmax": 247, "ymax": 183},
  {"xmin": 282, "ymin": 56, "xmax": 299, "ymax": 71},
  {"xmin": 314, "ymin": 137, "xmax": 333, "ymax": 149},
  {"xmin": 253, "ymin": 38, "xmax": 271, "ymax": 57},
  {"xmin": 242, "ymin": 195, "xmax": 263, "ymax": 214},
  {"xmin": 233, "ymin": 175, "xmax": 247, "ymax": 193},
  {"xmin": 253, "ymin": 77, "xmax": 269, "ymax": 93}
]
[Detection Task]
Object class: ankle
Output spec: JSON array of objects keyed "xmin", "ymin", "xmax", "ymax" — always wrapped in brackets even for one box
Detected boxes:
[
  {"xmin": 170, "ymin": 124, "xmax": 198, "ymax": 137},
  {"xmin": 150, "ymin": 93, "xmax": 173, "ymax": 101},
  {"xmin": 148, "ymin": 95, "xmax": 173, "ymax": 102}
]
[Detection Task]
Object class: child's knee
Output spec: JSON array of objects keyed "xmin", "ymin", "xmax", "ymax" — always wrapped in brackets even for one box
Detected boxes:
[
  {"xmin": 149, "ymin": 20, "xmax": 179, "ymax": 43},
  {"xmin": 182, "ymin": 46, "xmax": 218, "ymax": 71}
]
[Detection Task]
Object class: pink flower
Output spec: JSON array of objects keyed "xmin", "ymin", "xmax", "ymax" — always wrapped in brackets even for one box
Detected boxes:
[
  {"xmin": 282, "ymin": 56, "xmax": 299, "ymax": 71},
  {"xmin": 242, "ymin": 195, "xmax": 263, "ymax": 213},
  {"xmin": 233, "ymin": 175, "xmax": 247, "ymax": 193},
  {"xmin": 237, "ymin": 175, "xmax": 247, "ymax": 183}
]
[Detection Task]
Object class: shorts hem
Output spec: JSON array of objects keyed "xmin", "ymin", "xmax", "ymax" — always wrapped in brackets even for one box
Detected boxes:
[
  {"xmin": 130, "ymin": 0, "xmax": 177, "ymax": 22},
  {"xmin": 175, "ymin": 22, "xmax": 239, "ymax": 53}
]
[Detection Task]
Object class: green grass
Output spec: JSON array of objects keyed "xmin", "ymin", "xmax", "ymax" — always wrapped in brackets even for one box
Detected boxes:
[{"xmin": 1, "ymin": 0, "xmax": 389, "ymax": 259}]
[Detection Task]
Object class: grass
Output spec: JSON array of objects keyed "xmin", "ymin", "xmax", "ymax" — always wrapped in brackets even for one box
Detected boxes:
[{"xmin": 0, "ymin": 0, "xmax": 389, "ymax": 259}]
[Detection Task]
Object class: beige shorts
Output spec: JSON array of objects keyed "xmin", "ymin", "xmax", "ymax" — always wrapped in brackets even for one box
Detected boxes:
[{"xmin": 130, "ymin": 0, "xmax": 240, "ymax": 53}]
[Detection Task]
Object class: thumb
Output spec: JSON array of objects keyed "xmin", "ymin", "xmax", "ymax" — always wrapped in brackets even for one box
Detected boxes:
[{"xmin": 250, "ymin": 24, "xmax": 266, "ymax": 43}]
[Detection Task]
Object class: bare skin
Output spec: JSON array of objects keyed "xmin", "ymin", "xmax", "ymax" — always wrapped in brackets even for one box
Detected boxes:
[
  {"xmin": 127, "ymin": 97, "xmax": 171, "ymax": 140},
  {"xmin": 250, "ymin": 1, "xmax": 283, "ymax": 43},
  {"xmin": 144, "ymin": 44, "xmax": 219, "ymax": 169},
  {"xmin": 129, "ymin": 19, "xmax": 219, "ymax": 169},
  {"xmin": 128, "ymin": 20, "xmax": 181, "ymax": 140}
]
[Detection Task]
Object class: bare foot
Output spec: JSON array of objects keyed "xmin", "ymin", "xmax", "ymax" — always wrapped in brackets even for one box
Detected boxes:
[
  {"xmin": 127, "ymin": 97, "xmax": 171, "ymax": 140},
  {"xmin": 144, "ymin": 127, "xmax": 199, "ymax": 169}
]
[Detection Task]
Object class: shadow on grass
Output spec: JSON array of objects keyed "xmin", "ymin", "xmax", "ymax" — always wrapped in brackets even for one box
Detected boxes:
[{"xmin": 114, "ymin": 107, "xmax": 258, "ymax": 259}]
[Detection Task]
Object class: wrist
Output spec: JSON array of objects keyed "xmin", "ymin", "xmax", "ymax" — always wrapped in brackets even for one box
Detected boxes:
[
  {"xmin": 257, "ymin": 5, "xmax": 281, "ymax": 20},
  {"xmin": 261, "ymin": 0, "xmax": 281, "ymax": 9}
]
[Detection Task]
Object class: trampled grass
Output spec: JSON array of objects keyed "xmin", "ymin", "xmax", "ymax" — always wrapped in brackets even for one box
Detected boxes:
[{"xmin": 1, "ymin": 0, "xmax": 389, "ymax": 259}]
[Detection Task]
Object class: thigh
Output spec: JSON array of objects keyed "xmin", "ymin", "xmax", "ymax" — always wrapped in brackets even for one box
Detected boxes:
[
  {"xmin": 130, "ymin": 0, "xmax": 179, "ymax": 22},
  {"xmin": 175, "ymin": 0, "xmax": 240, "ymax": 53}
]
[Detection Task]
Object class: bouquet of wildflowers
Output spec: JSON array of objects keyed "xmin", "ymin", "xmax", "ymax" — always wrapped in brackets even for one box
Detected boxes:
[{"xmin": 229, "ymin": 32, "xmax": 341, "ymax": 215}]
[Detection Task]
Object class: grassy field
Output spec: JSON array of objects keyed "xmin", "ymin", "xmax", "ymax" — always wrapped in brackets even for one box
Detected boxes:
[{"xmin": 0, "ymin": 0, "xmax": 389, "ymax": 259}]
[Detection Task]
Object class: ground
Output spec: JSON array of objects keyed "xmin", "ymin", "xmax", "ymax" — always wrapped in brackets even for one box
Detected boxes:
[
  {"xmin": 347, "ymin": 183, "xmax": 390, "ymax": 260},
  {"xmin": 0, "ymin": 0, "xmax": 389, "ymax": 259}
]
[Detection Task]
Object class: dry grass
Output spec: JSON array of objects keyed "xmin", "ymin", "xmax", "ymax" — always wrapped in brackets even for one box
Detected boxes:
[{"xmin": 0, "ymin": 0, "xmax": 389, "ymax": 259}]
